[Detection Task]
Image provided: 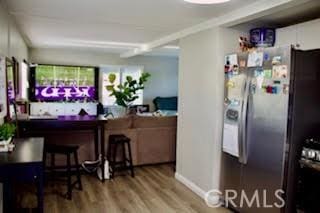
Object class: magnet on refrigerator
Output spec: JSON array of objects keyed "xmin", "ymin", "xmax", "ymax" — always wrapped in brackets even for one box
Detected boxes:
[
  {"xmin": 233, "ymin": 65, "xmax": 239, "ymax": 75},
  {"xmin": 272, "ymin": 56, "xmax": 282, "ymax": 65},
  {"xmin": 264, "ymin": 69, "xmax": 273, "ymax": 79},
  {"xmin": 283, "ymin": 84, "xmax": 289, "ymax": 94},
  {"xmin": 239, "ymin": 59, "xmax": 246, "ymax": 68},
  {"xmin": 272, "ymin": 65, "xmax": 288, "ymax": 78},
  {"xmin": 226, "ymin": 80, "xmax": 236, "ymax": 88},
  {"xmin": 248, "ymin": 51, "xmax": 264, "ymax": 67}
]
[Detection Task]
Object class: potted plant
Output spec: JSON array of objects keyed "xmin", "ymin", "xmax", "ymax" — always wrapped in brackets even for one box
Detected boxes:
[
  {"xmin": 106, "ymin": 72, "xmax": 150, "ymax": 117},
  {"xmin": 0, "ymin": 123, "xmax": 16, "ymax": 144}
]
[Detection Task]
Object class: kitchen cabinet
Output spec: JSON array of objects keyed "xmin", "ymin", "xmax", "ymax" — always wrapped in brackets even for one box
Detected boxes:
[
  {"xmin": 276, "ymin": 19, "xmax": 320, "ymax": 50},
  {"xmin": 275, "ymin": 25, "xmax": 298, "ymax": 47},
  {"xmin": 30, "ymin": 102, "xmax": 97, "ymax": 116},
  {"xmin": 64, "ymin": 103, "xmax": 81, "ymax": 115},
  {"xmin": 296, "ymin": 20, "xmax": 320, "ymax": 50},
  {"xmin": 30, "ymin": 103, "xmax": 49, "ymax": 115},
  {"xmin": 48, "ymin": 103, "xmax": 65, "ymax": 116}
]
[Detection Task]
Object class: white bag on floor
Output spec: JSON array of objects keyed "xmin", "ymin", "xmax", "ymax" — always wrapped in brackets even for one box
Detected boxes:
[{"xmin": 97, "ymin": 160, "xmax": 110, "ymax": 180}]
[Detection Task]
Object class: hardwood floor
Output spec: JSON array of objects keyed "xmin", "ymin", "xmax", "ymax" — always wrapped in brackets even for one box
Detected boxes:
[{"xmin": 20, "ymin": 164, "xmax": 230, "ymax": 213}]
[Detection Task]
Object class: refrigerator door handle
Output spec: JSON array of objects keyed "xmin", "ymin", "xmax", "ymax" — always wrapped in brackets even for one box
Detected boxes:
[{"xmin": 239, "ymin": 77, "xmax": 250, "ymax": 164}]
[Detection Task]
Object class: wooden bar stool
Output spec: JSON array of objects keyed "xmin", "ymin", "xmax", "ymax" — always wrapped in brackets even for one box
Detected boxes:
[
  {"xmin": 44, "ymin": 144, "xmax": 82, "ymax": 200},
  {"xmin": 107, "ymin": 134, "xmax": 134, "ymax": 178}
]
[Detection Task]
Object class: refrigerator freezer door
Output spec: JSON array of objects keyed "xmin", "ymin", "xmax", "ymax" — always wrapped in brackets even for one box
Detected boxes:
[
  {"xmin": 223, "ymin": 53, "xmax": 248, "ymax": 159},
  {"xmin": 223, "ymin": 123, "xmax": 240, "ymax": 157},
  {"xmin": 240, "ymin": 47, "xmax": 291, "ymax": 213},
  {"xmin": 220, "ymin": 153, "xmax": 243, "ymax": 212},
  {"xmin": 221, "ymin": 52, "xmax": 248, "ymax": 212},
  {"xmin": 239, "ymin": 76, "xmax": 251, "ymax": 164}
]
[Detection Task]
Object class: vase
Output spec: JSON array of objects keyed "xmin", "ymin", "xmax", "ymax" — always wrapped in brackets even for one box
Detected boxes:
[
  {"xmin": 0, "ymin": 137, "xmax": 12, "ymax": 152},
  {"xmin": 0, "ymin": 137, "xmax": 12, "ymax": 145},
  {"xmin": 109, "ymin": 105, "xmax": 127, "ymax": 118}
]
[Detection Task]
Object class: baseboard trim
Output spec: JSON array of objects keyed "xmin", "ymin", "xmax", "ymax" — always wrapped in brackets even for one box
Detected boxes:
[{"xmin": 175, "ymin": 172, "xmax": 206, "ymax": 200}]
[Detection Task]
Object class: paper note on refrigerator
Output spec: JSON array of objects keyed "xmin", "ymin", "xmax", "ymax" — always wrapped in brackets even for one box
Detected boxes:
[
  {"xmin": 247, "ymin": 51, "xmax": 263, "ymax": 67},
  {"xmin": 227, "ymin": 74, "xmax": 246, "ymax": 99},
  {"xmin": 225, "ymin": 54, "xmax": 238, "ymax": 66},
  {"xmin": 223, "ymin": 123, "xmax": 239, "ymax": 157}
]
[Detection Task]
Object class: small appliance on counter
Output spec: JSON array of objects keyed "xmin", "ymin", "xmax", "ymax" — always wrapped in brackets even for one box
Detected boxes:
[
  {"xmin": 301, "ymin": 138, "xmax": 320, "ymax": 163},
  {"xmin": 297, "ymin": 137, "xmax": 320, "ymax": 213}
]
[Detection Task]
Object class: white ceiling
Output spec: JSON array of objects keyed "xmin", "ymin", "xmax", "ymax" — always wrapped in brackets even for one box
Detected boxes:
[
  {"xmin": 6, "ymin": 0, "xmax": 257, "ymax": 57},
  {"xmin": 232, "ymin": 0, "xmax": 320, "ymax": 30}
]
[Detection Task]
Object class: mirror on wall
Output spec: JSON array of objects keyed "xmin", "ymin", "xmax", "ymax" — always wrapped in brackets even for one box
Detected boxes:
[
  {"xmin": 0, "ymin": 57, "xmax": 7, "ymax": 117},
  {"xmin": 14, "ymin": 60, "xmax": 29, "ymax": 115},
  {"xmin": 6, "ymin": 57, "xmax": 16, "ymax": 119},
  {"xmin": 12, "ymin": 57, "xmax": 19, "ymax": 94}
]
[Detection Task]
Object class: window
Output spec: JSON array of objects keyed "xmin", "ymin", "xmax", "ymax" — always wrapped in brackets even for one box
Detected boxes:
[
  {"xmin": 100, "ymin": 66, "xmax": 143, "ymax": 106},
  {"xmin": 34, "ymin": 65, "xmax": 96, "ymax": 101}
]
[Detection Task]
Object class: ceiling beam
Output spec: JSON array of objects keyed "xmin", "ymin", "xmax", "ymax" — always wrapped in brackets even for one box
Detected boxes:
[{"xmin": 120, "ymin": 0, "xmax": 312, "ymax": 58}]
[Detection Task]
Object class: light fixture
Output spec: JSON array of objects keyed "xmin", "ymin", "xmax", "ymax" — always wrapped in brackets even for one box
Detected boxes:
[{"xmin": 184, "ymin": 0, "xmax": 230, "ymax": 4}]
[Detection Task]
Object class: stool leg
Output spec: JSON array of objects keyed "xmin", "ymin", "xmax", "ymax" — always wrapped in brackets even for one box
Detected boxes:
[
  {"xmin": 107, "ymin": 141, "xmax": 112, "ymax": 176},
  {"xmin": 43, "ymin": 150, "xmax": 47, "ymax": 167},
  {"xmin": 121, "ymin": 142, "xmax": 126, "ymax": 168},
  {"xmin": 37, "ymin": 167, "xmax": 44, "ymax": 213},
  {"xmin": 67, "ymin": 153, "xmax": 72, "ymax": 200},
  {"xmin": 107, "ymin": 143, "xmax": 111, "ymax": 162},
  {"xmin": 50, "ymin": 153, "xmax": 55, "ymax": 185},
  {"xmin": 126, "ymin": 141, "xmax": 135, "ymax": 178},
  {"xmin": 43, "ymin": 151, "xmax": 47, "ymax": 181},
  {"xmin": 74, "ymin": 151, "xmax": 82, "ymax": 190},
  {"xmin": 111, "ymin": 143, "xmax": 118, "ymax": 179}
]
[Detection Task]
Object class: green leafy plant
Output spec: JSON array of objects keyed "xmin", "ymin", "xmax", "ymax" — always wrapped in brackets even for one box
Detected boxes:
[
  {"xmin": 0, "ymin": 123, "xmax": 16, "ymax": 141},
  {"xmin": 106, "ymin": 72, "xmax": 151, "ymax": 108}
]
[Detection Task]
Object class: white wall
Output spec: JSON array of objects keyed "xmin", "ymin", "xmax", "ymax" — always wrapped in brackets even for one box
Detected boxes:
[
  {"xmin": 0, "ymin": 1, "xmax": 29, "ymax": 211},
  {"xmin": 0, "ymin": 1, "xmax": 28, "ymax": 61},
  {"xmin": 30, "ymin": 48, "xmax": 178, "ymax": 110},
  {"xmin": 276, "ymin": 18, "xmax": 320, "ymax": 50},
  {"xmin": 176, "ymin": 27, "xmax": 246, "ymax": 196},
  {"xmin": 8, "ymin": 21, "xmax": 29, "ymax": 62},
  {"xmin": 0, "ymin": 0, "xmax": 29, "ymax": 122}
]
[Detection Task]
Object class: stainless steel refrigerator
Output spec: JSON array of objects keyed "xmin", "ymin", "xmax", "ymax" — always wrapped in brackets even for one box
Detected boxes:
[{"xmin": 221, "ymin": 46, "xmax": 320, "ymax": 213}]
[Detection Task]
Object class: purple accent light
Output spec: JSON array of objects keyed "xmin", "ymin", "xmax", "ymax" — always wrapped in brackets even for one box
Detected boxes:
[{"xmin": 35, "ymin": 86, "xmax": 96, "ymax": 101}]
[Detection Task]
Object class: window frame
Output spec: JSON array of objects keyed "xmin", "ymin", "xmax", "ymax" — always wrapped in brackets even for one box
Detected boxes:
[
  {"xmin": 100, "ymin": 65, "xmax": 144, "ymax": 106},
  {"xmin": 29, "ymin": 63, "xmax": 99, "ymax": 102}
]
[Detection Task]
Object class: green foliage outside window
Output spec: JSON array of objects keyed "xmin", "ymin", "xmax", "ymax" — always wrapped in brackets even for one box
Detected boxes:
[{"xmin": 106, "ymin": 72, "xmax": 151, "ymax": 108}]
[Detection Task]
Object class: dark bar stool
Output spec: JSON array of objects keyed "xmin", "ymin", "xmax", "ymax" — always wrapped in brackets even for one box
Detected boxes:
[
  {"xmin": 107, "ymin": 134, "xmax": 134, "ymax": 178},
  {"xmin": 44, "ymin": 144, "xmax": 82, "ymax": 200}
]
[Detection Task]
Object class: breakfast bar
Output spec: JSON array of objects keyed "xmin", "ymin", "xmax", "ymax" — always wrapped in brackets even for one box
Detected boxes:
[{"xmin": 17, "ymin": 115, "xmax": 107, "ymax": 181}]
